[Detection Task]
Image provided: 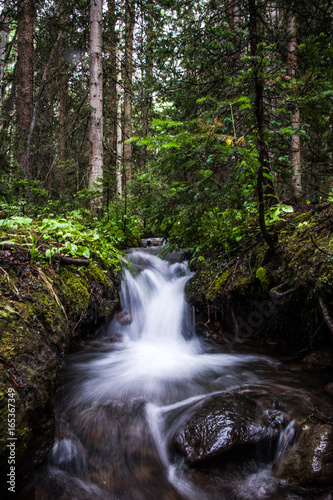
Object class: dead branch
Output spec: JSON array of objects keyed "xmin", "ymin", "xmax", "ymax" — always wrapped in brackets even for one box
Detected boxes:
[
  {"xmin": 53, "ymin": 254, "xmax": 90, "ymax": 267},
  {"xmin": 311, "ymin": 235, "xmax": 333, "ymax": 257},
  {"xmin": 319, "ymin": 296, "xmax": 333, "ymax": 335}
]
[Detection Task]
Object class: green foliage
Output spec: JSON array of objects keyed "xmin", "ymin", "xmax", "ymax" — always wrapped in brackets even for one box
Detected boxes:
[
  {"xmin": 130, "ymin": 114, "xmax": 262, "ymax": 256},
  {"xmin": 265, "ymin": 204, "xmax": 294, "ymax": 226},
  {"xmin": 255, "ymin": 266, "xmax": 269, "ymax": 291},
  {"xmin": 0, "ymin": 210, "xmax": 129, "ymax": 270},
  {"xmin": 1, "ymin": 0, "xmax": 333, "ymax": 265}
]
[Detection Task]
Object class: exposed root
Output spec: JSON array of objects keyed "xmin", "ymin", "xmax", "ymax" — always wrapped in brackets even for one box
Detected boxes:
[
  {"xmin": 0, "ymin": 266, "xmax": 20, "ymax": 297},
  {"xmin": 311, "ymin": 235, "xmax": 333, "ymax": 257},
  {"xmin": 269, "ymin": 280, "xmax": 299, "ymax": 300},
  {"xmin": 319, "ymin": 296, "xmax": 333, "ymax": 335},
  {"xmin": 72, "ymin": 310, "xmax": 85, "ymax": 334},
  {"xmin": 0, "ymin": 356, "xmax": 25, "ymax": 388},
  {"xmin": 299, "ymin": 406, "xmax": 331, "ymax": 426}
]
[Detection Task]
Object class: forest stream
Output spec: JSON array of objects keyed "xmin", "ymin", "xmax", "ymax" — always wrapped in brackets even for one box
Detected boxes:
[{"xmin": 26, "ymin": 250, "xmax": 333, "ymax": 500}]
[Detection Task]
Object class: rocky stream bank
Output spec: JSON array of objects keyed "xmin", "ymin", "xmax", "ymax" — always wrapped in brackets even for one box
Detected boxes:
[
  {"xmin": 187, "ymin": 203, "xmax": 333, "ymax": 354},
  {"xmin": 0, "ymin": 249, "xmax": 119, "ymax": 498},
  {"xmin": 184, "ymin": 203, "xmax": 333, "ymax": 497}
]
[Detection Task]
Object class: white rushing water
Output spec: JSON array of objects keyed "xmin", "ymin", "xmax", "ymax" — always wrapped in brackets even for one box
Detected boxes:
[
  {"xmin": 63, "ymin": 251, "xmax": 271, "ymax": 407},
  {"xmin": 33, "ymin": 251, "xmax": 326, "ymax": 500}
]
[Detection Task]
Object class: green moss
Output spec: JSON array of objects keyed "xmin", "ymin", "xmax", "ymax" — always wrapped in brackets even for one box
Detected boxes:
[
  {"xmin": 57, "ymin": 269, "xmax": 90, "ymax": 316},
  {"xmin": 293, "ymin": 212, "xmax": 312, "ymax": 224},
  {"xmin": 0, "ymin": 256, "xmax": 119, "ymax": 494},
  {"xmin": 189, "ymin": 205, "xmax": 333, "ymax": 342},
  {"xmin": 207, "ymin": 268, "xmax": 233, "ymax": 300},
  {"xmin": 83, "ymin": 262, "xmax": 108, "ymax": 284}
]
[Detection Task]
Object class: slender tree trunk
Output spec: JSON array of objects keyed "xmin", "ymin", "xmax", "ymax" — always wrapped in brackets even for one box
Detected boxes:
[
  {"xmin": 108, "ymin": 0, "xmax": 117, "ymax": 172},
  {"xmin": 59, "ymin": 74, "xmax": 68, "ymax": 165},
  {"xmin": 116, "ymin": 0, "xmax": 124, "ymax": 196},
  {"xmin": 15, "ymin": 0, "xmax": 34, "ymax": 175},
  {"xmin": 248, "ymin": 0, "xmax": 275, "ymax": 251},
  {"xmin": 59, "ymin": 6, "xmax": 68, "ymax": 169},
  {"xmin": 0, "ymin": 0, "xmax": 9, "ymax": 103},
  {"xmin": 140, "ymin": 0, "xmax": 153, "ymax": 169},
  {"xmin": 22, "ymin": 27, "xmax": 66, "ymax": 175},
  {"xmin": 288, "ymin": 14, "xmax": 302, "ymax": 199},
  {"xmin": 88, "ymin": 0, "xmax": 104, "ymax": 202},
  {"xmin": 123, "ymin": 0, "xmax": 134, "ymax": 187}
]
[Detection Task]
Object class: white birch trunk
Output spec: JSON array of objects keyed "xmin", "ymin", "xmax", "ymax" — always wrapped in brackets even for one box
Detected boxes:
[
  {"xmin": 123, "ymin": 0, "xmax": 134, "ymax": 187},
  {"xmin": 116, "ymin": 0, "xmax": 124, "ymax": 196},
  {"xmin": 0, "ymin": 0, "xmax": 9, "ymax": 102},
  {"xmin": 288, "ymin": 14, "xmax": 302, "ymax": 199},
  {"xmin": 88, "ymin": 0, "xmax": 104, "ymax": 197}
]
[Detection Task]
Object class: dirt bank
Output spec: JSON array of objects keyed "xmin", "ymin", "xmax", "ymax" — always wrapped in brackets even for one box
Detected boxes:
[{"xmin": 187, "ymin": 203, "xmax": 333, "ymax": 355}]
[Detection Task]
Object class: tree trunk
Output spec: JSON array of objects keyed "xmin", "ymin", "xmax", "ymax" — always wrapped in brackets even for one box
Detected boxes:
[
  {"xmin": 88, "ymin": 0, "xmax": 104, "ymax": 203},
  {"xmin": 123, "ymin": 0, "xmax": 135, "ymax": 187},
  {"xmin": 116, "ymin": 0, "xmax": 124, "ymax": 196},
  {"xmin": 22, "ymin": 27, "xmax": 66, "ymax": 176},
  {"xmin": 59, "ymin": 74, "xmax": 68, "ymax": 165},
  {"xmin": 288, "ymin": 14, "xmax": 302, "ymax": 200},
  {"xmin": 0, "ymin": 0, "xmax": 10, "ymax": 103},
  {"xmin": 108, "ymin": 0, "xmax": 117, "ymax": 175},
  {"xmin": 59, "ymin": 5, "xmax": 68, "ymax": 170},
  {"xmin": 248, "ymin": 0, "xmax": 275, "ymax": 251},
  {"xmin": 140, "ymin": 0, "xmax": 153, "ymax": 169},
  {"xmin": 15, "ymin": 0, "xmax": 34, "ymax": 176}
]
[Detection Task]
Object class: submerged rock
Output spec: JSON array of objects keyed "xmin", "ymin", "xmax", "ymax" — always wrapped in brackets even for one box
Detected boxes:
[
  {"xmin": 274, "ymin": 424, "xmax": 333, "ymax": 488},
  {"xmin": 174, "ymin": 393, "xmax": 285, "ymax": 465},
  {"xmin": 324, "ymin": 382, "xmax": 333, "ymax": 397},
  {"xmin": 116, "ymin": 309, "xmax": 132, "ymax": 325},
  {"xmin": 302, "ymin": 349, "xmax": 333, "ymax": 368}
]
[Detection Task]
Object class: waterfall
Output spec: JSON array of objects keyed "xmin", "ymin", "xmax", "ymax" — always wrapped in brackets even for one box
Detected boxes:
[
  {"xmin": 59, "ymin": 252, "xmax": 268, "ymax": 407},
  {"xmin": 32, "ymin": 251, "xmax": 323, "ymax": 500}
]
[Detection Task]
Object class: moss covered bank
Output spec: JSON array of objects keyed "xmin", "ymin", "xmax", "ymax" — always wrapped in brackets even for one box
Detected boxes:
[
  {"xmin": 0, "ymin": 248, "xmax": 119, "ymax": 498},
  {"xmin": 187, "ymin": 203, "xmax": 333, "ymax": 354}
]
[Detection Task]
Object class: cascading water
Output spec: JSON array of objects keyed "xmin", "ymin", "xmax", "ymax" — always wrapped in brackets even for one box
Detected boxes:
[{"xmin": 30, "ymin": 251, "xmax": 333, "ymax": 500}]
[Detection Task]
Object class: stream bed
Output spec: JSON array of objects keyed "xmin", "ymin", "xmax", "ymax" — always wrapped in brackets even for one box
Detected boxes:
[{"xmin": 29, "ymin": 251, "xmax": 333, "ymax": 500}]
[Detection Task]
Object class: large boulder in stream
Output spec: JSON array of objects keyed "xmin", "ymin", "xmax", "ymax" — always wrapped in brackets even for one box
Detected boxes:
[
  {"xmin": 174, "ymin": 393, "xmax": 285, "ymax": 465},
  {"xmin": 274, "ymin": 424, "xmax": 333, "ymax": 489}
]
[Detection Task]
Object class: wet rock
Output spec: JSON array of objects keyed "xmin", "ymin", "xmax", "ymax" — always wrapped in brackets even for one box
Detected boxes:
[
  {"xmin": 318, "ymin": 492, "xmax": 333, "ymax": 500},
  {"xmin": 105, "ymin": 332, "xmax": 123, "ymax": 343},
  {"xmin": 174, "ymin": 393, "xmax": 285, "ymax": 465},
  {"xmin": 274, "ymin": 424, "xmax": 333, "ymax": 488},
  {"xmin": 302, "ymin": 349, "xmax": 333, "ymax": 368},
  {"xmin": 140, "ymin": 238, "xmax": 163, "ymax": 247},
  {"xmin": 116, "ymin": 309, "xmax": 132, "ymax": 325},
  {"xmin": 324, "ymin": 382, "xmax": 333, "ymax": 397}
]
